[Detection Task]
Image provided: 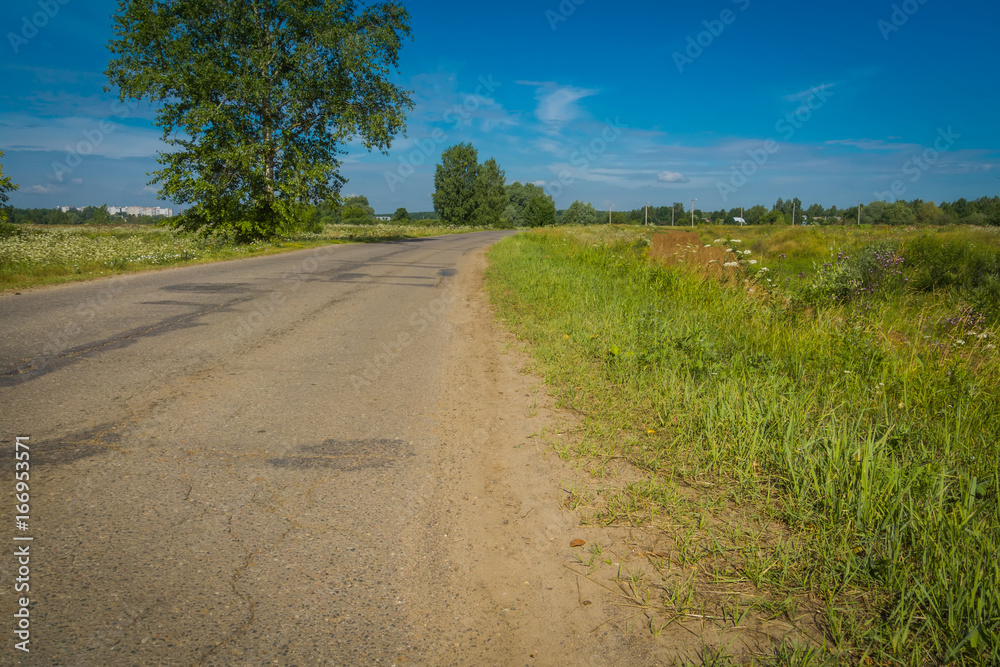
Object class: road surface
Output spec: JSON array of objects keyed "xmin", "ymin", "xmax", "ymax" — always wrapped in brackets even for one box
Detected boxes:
[{"xmin": 0, "ymin": 232, "xmax": 663, "ymax": 665}]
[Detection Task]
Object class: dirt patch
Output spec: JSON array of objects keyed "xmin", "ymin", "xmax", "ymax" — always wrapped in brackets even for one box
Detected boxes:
[
  {"xmin": 406, "ymin": 247, "xmax": 672, "ymax": 665},
  {"xmin": 422, "ymin": 244, "xmax": 828, "ymax": 664},
  {"xmin": 650, "ymin": 231, "xmax": 737, "ymax": 278}
]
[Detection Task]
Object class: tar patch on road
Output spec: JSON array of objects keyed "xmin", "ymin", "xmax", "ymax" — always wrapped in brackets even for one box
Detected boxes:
[
  {"xmin": 267, "ymin": 438, "xmax": 413, "ymax": 470},
  {"xmin": 32, "ymin": 424, "xmax": 122, "ymax": 466}
]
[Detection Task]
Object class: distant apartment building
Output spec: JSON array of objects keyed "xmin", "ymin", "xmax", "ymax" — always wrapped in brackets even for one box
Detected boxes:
[{"xmin": 106, "ymin": 205, "xmax": 174, "ymax": 217}]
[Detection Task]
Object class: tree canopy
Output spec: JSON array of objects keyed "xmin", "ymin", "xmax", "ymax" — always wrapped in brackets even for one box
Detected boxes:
[
  {"xmin": 0, "ymin": 151, "xmax": 18, "ymax": 226},
  {"xmin": 561, "ymin": 200, "xmax": 598, "ymax": 225},
  {"xmin": 432, "ymin": 143, "xmax": 507, "ymax": 226},
  {"xmin": 503, "ymin": 182, "xmax": 551, "ymax": 227},
  {"xmin": 106, "ymin": 0, "xmax": 412, "ymax": 240}
]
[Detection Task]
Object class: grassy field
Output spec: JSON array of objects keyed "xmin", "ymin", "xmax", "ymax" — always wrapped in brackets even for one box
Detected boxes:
[
  {"xmin": 0, "ymin": 222, "xmax": 492, "ymax": 290},
  {"xmin": 486, "ymin": 224, "xmax": 999, "ymax": 665}
]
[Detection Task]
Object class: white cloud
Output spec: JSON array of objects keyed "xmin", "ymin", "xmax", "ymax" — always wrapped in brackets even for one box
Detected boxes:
[
  {"xmin": 825, "ymin": 138, "xmax": 918, "ymax": 152},
  {"xmin": 658, "ymin": 170, "xmax": 687, "ymax": 183},
  {"xmin": 0, "ymin": 113, "xmax": 166, "ymax": 159},
  {"xmin": 141, "ymin": 185, "xmax": 160, "ymax": 194},
  {"xmin": 517, "ymin": 81, "xmax": 599, "ymax": 131},
  {"xmin": 784, "ymin": 83, "xmax": 836, "ymax": 103},
  {"xmin": 71, "ymin": 178, "xmax": 83, "ymax": 184},
  {"xmin": 27, "ymin": 184, "xmax": 62, "ymax": 194}
]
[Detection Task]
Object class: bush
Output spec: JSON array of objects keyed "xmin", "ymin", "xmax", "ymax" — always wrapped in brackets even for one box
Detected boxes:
[{"xmin": 798, "ymin": 240, "xmax": 906, "ymax": 306}]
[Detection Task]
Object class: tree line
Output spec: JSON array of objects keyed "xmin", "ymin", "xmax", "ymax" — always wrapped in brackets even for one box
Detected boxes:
[{"xmin": 593, "ymin": 196, "xmax": 1000, "ymax": 227}]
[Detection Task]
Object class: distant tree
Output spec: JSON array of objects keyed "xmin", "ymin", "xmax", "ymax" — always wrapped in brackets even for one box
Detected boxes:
[
  {"xmin": 503, "ymin": 182, "xmax": 549, "ymax": 227},
  {"xmin": 92, "ymin": 205, "xmax": 112, "ymax": 225},
  {"xmin": 885, "ymin": 201, "xmax": 915, "ymax": 225},
  {"xmin": 913, "ymin": 202, "xmax": 944, "ymax": 225},
  {"xmin": 475, "ymin": 158, "xmax": 507, "ymax": 226},
  {"xmin": 762, "ymin": 209, "xmax": 788, "ymax": 225},
  {"xmin": 433, "ymin": 143, "xmax": 481, "ymax": 225},
  {"xmin": 745, "ymin": 204, "xmax": 768, "ymax": 225},
  {"xmin": 106, "ymin": 0, "xmax": 412, "ymax": 240},
  {"xmin": 861, "ymin": 200, "xmax": 888, "ymax": 225},
  {"xmin": 392, "ymin": 207, "xmax": 410, "ymax": 222},
  {"xmin": 525, "ymin": 194, "xmax": 557, "ymax": 227},
  {"xmin": 806, "ymin": 203, "xmax": 825, "ymax": 219},
  {"xmin": 0, "ymin": 151, "xmax": 18, "ymax": 227},
  {"xmin": 344, "ymin": 195, "xmax": 375, "ymax": 218},
  {"xmin": 342, "ymin": 205, "xmax": 370, "ymax": 221},
  {"xmin": 562, "ymin": 200, "xmax": 598, "ymax": 225}
]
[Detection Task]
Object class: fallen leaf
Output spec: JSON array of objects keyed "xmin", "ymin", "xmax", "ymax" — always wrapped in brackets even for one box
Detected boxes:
[{"xmin": 570, "ymin": 539, "xmax": 585, "ymax": 547}]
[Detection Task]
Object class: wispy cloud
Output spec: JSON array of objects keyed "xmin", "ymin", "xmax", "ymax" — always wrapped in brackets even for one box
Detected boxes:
[
  {"xmin": 516, "ymin": 81, "xmax": 599, "ymax": 132},
  {"xmin": 27, "ymin": 184, "xmax": 62, "ymax": 194},
  {"xmin": 658, "ymin": 170, "xmax": 688, "ymax": 183},
  {"xmin": 784, "ymin": 83, "xmax": 837, "ymax": 103},
  {"xmin": 825, "ymin": 138, "xmax": 918, "ymax": 152}
]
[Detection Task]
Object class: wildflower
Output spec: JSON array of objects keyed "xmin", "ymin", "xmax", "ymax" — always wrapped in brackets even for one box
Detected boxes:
[
  {"xmin": 725, "ymin": 248, "xmax": 734, "ymax": 253},
  {"xmin": 758, "ymin": 267, "xmax": 769, "ymax": 272},
  {"xmin": 723, "ymin": 261, "xmax": 739, "ymax": 268},
  {"xmin": 748, "ymin": 260, "xmax": 758, "ymax": 265},
  {"xmin": 742, "ymin": 250, "xmax": 752, "ymax": 255},
  {"xmin": 731, "ymin": 239, "xmax": 742, "ymax": 243}
]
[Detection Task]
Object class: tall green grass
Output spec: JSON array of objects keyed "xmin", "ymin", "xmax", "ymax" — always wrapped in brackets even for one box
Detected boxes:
[{"xmin": 486, "ymin": 226, "xmax": 999, "ymax": 665}]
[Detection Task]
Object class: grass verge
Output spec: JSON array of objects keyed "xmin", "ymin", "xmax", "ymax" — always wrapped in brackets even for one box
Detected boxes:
[{"xmin": 486, "ymin": 225, "xmax": 999, "ymax": 665}]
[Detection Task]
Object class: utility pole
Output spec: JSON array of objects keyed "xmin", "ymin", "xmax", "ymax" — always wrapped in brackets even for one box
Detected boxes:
[
  {"xmin": 691, "ymin": 198, "xmax": 697, "ymax": 227},
  {"xmin": 671, "ymin": 206, "xmax": 674, "ymax": 226},
  {"xmin": 858, "ymin": 200, "xmax": 861, "ymax": 226},
  {"xmin": 609, "ymin": 203, "xmax": 613, "ymax": 225},
  {"xmin": 645, "ymin": 202, "xmax": 649, "ymax": 226},
  {"xmin": 792, "ymin": 201, "xmax": 796, "ymax": 226}
]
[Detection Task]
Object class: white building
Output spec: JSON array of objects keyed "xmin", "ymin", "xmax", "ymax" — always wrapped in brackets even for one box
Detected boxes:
[{"xmin": 106, "ymin": 206, "xmax": 174, "ymax": 217}]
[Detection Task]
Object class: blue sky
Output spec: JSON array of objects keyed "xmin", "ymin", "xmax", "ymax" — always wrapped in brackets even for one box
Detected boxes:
[{"xmin": 1, "ymin": 0, "xmax": 998, "ymax": 214}]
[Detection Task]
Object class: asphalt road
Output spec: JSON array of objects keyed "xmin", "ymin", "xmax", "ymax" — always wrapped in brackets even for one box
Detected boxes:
[{"xmin": 0, "ymin": 231, "xmax": 536, "ymax": 664}]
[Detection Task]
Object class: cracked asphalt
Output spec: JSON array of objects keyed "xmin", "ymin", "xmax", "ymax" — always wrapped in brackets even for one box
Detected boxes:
[
  {"xmin": 1, "ymin": 231, "xmax": 669, "ymax": 666},
  {"xmin": 2, "ymin": 232, "xmax": 523, "ymax": 664}
]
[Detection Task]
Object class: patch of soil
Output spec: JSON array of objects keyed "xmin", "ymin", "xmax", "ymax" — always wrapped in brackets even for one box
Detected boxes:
[{"xmin": 414, "ymin": 246, "xmax": 828, "ymax": 665}]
